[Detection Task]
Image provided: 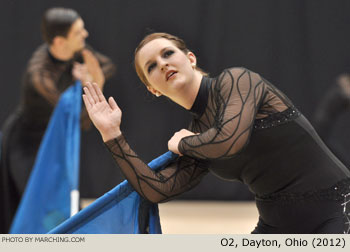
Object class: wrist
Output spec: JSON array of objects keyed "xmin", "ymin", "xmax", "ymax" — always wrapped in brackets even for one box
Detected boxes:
[{"xmin": 102, "ymin": 128, "xmax": 122, "ymax": 142}]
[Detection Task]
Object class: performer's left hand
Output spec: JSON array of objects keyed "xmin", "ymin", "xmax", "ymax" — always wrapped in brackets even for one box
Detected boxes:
[
  {"xmin": 168, "ymin": 129, "xmax": 197, "ymax": 155},
  {"xmin": 82, "ymin": 82, "xmax": 122, "ymax": 142}
]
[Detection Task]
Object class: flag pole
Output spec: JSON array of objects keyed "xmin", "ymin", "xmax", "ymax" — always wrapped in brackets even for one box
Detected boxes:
[{"xmin": 70, "ymin": 190, "xmax": 80, "ymax": 216}]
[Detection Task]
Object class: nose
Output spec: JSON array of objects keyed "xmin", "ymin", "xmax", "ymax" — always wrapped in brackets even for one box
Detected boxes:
[
  {"xmin": 160, "ymin": 60, "xmax": 169, "ymax": 72},
  {"xmin": 84, "ymin": 29, "xmax": 89, "ymax": 38}
]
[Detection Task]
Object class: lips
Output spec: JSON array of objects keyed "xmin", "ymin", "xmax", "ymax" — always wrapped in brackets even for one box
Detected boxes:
[{"xmin": 166, "ymin": 70, "xmax": 177, "ymax": 81}]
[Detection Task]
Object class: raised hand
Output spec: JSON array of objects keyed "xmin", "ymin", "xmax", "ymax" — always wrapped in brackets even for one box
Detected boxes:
[
  {"xmin": 82, "ymin": 49, "xmax": 105, "ymax": 89},
  {"xmin": 82, "ymin": 82, "xmax": 122, "ymax": 142}
]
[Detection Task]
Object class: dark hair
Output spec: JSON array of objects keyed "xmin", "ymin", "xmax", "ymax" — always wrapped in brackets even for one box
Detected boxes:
[
  {"xmin": 134, "ymin": 32, "xmax": 207, "ymax": 87},
  {"xmin": 41, "ymin": 7, "xmax": 80, "ymax": 44}
]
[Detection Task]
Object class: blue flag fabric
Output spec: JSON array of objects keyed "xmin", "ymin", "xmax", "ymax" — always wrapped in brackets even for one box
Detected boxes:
[
  {"xmin": 49, "ymin": 151, "xmax": 178, "ymax": 234},
  {"xmin": 10, "ymin": 81, "xmax": 82, "ymax": 234}
]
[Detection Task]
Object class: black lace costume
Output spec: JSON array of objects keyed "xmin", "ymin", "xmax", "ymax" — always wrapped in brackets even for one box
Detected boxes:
[
  {"xmin": 314, "ymin": 82, "xmax": 350, "ymax": 141},
  {"xmin": 0, "ymin": 44, "xmax": 115, "ymax": 233},
  {"xmin": 105, "ymin": 67, "xmax": 350, "ymax": 233},
  {"xmin": 313, "ymin": 76, "xmax": 350, "ymax": 168}
]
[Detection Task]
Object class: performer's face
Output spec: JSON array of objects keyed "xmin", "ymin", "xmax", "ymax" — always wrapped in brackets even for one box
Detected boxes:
[
  {"xmin": 136, "ymin": 38, "xmax": 197, "ymax": 99},
  {"xmin": 64, "ymin": 18, "xmax": 89, "ymax": 53}
]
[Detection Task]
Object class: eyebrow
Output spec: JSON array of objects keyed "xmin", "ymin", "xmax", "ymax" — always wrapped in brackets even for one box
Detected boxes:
[{"xmin": 144, "ymin": 47, "xmax": 171, "ymax": 70}]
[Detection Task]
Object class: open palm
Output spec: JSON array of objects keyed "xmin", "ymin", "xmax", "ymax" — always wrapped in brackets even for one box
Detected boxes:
[{"xmin": 82, "ymin": 82, "xmax": 122, "ymax": 141}]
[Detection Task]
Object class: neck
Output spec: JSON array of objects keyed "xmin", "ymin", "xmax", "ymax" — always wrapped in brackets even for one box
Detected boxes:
[
  {"xmin": 49, "ymin": 45, "xmax": 74, "ymax": 61},
  {"xmin": 173, "ymin": 71, "xmax": 203, "ymax": 110}
]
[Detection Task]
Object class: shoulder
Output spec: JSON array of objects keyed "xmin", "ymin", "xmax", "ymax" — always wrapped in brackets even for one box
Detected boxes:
[
  {"xmin": 215, "ymin": 67, "xmax": 262, "ymax": 85},
  {"xmin": 30, "ymin": 44, "xmax": 50, "ymax": 62},
  {"xmin": 220, "ymin": 67, "xmax": 260, "ymax": 77},
  {"xmin": 27, "ymin": 44, "xmax": 52, "ymax": 74}
]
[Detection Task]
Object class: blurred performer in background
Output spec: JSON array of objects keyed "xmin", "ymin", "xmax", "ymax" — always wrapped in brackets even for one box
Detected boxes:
[
  {"xmin": 0, "ymin": 7, "xmax": 116, "ymax": 233},
  {"xmin": 313, "ymin": 74, "xmax": 350, "ymax": 168},
  {"xmin": 83, "ymin": 33, "xmax": 350, "ymax": 233}
]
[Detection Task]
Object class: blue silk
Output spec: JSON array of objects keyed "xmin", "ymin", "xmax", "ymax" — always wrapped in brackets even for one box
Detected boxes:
[
  {"xmin": 49, "ymin": 151, "xmax": 178, "ymax": 234},
  {"xmin": 10, "ymin": 81, "xmax": 82, "ymax": 234}
]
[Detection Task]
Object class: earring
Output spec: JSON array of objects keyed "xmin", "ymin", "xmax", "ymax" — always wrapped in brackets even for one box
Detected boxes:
[
  {"xmin": 155, "ymin": 92, "xmax": 161, "ymax": 97},
  {"xmin": 192, "ymin": 63, "xmax": 196, "ymax": 68}
]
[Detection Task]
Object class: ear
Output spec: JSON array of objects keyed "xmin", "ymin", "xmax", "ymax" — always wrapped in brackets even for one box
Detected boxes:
[
  {"xmin": 52, "ymin": 36, "xmax": 66, "ymax": 47},
  {"xmin": 146, "ymin": 86, "xmax": 162, "ymax": 97},
  {"xmin": 187, "ymin": 51, "xmax": 197, "ymax": 67}
]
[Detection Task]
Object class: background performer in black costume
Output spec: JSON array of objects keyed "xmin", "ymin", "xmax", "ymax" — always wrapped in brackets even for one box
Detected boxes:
[
  {"xmin": 313, "ymin": 74, "xmax": 350, "ymax": 168},
  {"xmin": 0, "ymin": 7, "xmax": 115, "ymax": 233},
  {"xmin": 83, "ymin": 33, "xmax": 350, "ymax": 234}
]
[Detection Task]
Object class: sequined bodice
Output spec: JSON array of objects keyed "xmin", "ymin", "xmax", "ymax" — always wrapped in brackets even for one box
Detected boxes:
[{"xmin": 253, "ymin": 107, "xmax": 300, "ymax": 131}]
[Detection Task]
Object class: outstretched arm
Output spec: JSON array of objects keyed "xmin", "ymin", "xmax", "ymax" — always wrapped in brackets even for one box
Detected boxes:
[{"xmin": 82, "ymin": 83, "xmax": 209, "ymax": 202}]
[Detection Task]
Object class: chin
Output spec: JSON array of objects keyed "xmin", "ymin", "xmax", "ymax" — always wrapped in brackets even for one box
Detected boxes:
[
  {"xmin": 77, "ymin": 42, "xmax": 86, "ymax": 51},
  {"xmin": 171, "ymin": 79, "xmax": 187, "ymax": 91}
]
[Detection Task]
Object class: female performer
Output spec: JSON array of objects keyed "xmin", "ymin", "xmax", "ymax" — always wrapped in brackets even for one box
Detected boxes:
[{"xmin": 82, "ymin": 33, "xmax": 350, "ymax": 233}]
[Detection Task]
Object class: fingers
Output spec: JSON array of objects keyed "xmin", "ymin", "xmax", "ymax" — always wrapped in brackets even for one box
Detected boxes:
[
  {"xmin": 82, "ymin": 83, "xmax": 117, "ymax": 113},
  {"xmin": 74, "ymin": 63, "xmax": 87, "ymax": 72},
  {"xmin": 73, "ymin": 62, "xmax": 86, "ymax": 72},
  {"xmin": 83, "ymin": 82, "xmax": 108, "ymax": 105},
  {"xmin": 72, "ymin": 63, "xmax": 81, "ymax": 76},
  {"xmin": 86, "ymin": 82, "xmax": 100, "ymax": 103},
  {"xmin": 108, "ymin": 96, "xmax": 119, "ymax": 111},
  {"xmin": 82, "ymin": 49, "xmax": 92, "ymax": 57},
  {"xmin": 73, "ymin": 62, "xmax": 82, "ymax": 68},
  {"xmin": 83, "ymin": 85, "xmax": 96, "ymax": 105},
  {"xmin": 92, "ymin": 82, "xmax": 107, "ymax": 102},
  {"xmin": 81, "ymin": 49, "xmax": 91, "ymax": 59},
  {"xmin": 82, "ymin": 94, "xmax": 92, "ymax": 110}
]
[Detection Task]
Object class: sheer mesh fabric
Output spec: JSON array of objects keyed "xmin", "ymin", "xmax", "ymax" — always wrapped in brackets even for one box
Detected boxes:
[
  {"xmin": 179, "ymin": 67, "xmax": 293, "ymax": 159},
  {"xmin": 105, "ymin": 67, "xmax": 296, "ymax": 203},
  {"xmin": 105, "ymin": 136, "xmax": 209, "ymax": 203},
  {"xmin": 30, "ymin": 62, "xmax": 67, "ymax": 106}
]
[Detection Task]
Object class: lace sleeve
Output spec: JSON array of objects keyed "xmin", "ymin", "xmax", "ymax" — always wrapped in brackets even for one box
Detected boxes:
[
  {"xmin": 313, "ymin": 75, "xmax": 350, "ymax": 140},
  {"xmin": 105, "ymin": 134, "xmax": 209, "ymax": 203},
  {"xmin": 31, "ymin": 70, "xmax": 61, "ymax": 106},
  {"xmin": 178, "ymin": 68, "xmax": 265, "ymax": 160}
]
